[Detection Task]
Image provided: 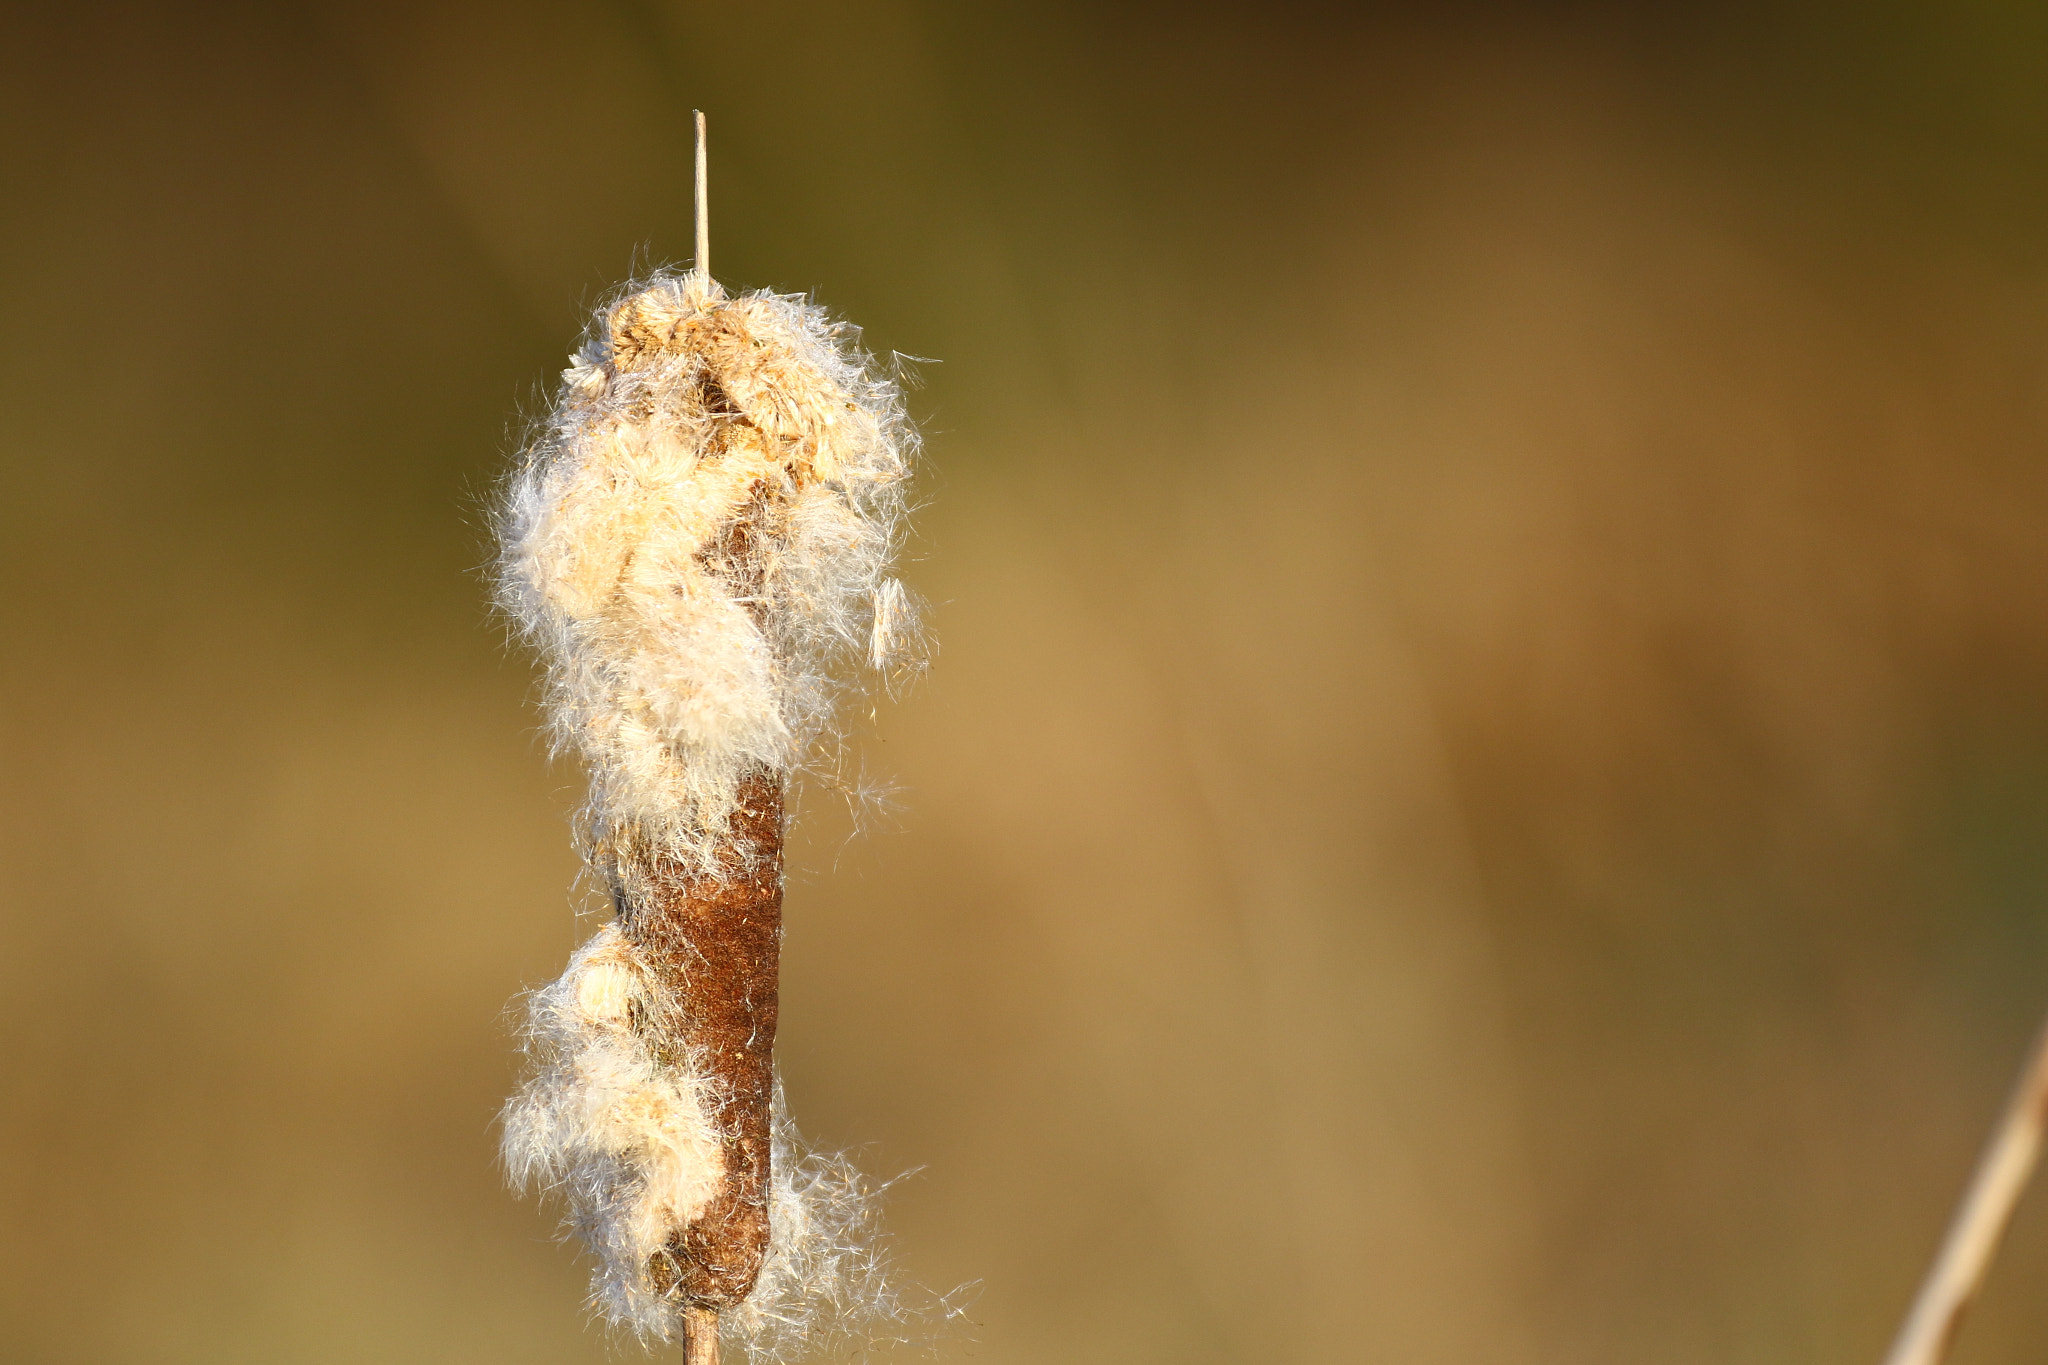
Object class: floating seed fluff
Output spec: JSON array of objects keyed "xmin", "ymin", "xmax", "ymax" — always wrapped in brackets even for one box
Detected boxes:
[{"xmin": 498, "ymin": 267, "xmax": 919, "ymax": 1356}]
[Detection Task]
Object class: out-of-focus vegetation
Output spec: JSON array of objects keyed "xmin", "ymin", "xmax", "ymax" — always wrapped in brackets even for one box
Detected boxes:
[{"xmin": 6, "ymin": 2, "xmax": 2048, "ymax": 1361}]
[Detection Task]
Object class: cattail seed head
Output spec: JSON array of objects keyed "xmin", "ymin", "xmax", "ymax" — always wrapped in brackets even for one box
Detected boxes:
[{"xmin": 498, "ymin": 268, "xmax": 929, "ymax": 1356}]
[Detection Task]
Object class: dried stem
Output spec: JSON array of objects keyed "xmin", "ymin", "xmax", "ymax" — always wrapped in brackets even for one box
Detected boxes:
[
  {"xmin": 1881, "ymin": 1007, "xmax": 2048, "ymax": 1365},
  {"xmin": 694, "ymin": 110, "xmax": 710, "ymax": 284},
  {"xmin": 682, "ymin": 1305, "xmax": 721, "ymax": 1365}
]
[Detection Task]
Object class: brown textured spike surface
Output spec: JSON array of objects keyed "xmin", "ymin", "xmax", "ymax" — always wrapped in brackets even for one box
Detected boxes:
[{"xmin": 625, "ymin": 771, "xmax": 785, "ymax": 1308}]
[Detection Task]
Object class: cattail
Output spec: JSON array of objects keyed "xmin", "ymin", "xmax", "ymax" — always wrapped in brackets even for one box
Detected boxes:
[{"xmin": 498, "ymin": 114, "xmax": 923, "ymax": 1360}]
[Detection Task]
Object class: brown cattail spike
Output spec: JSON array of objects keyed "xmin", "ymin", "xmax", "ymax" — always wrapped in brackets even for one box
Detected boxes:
[{"xmin": 627, "ymin": 772, "xmax": 785, "ymax": 1307}]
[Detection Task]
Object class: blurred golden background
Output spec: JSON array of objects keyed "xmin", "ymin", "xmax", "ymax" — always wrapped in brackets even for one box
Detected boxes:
[{"xmin": 7, "ymin": 1, "xmax": 2048, "ymax": 1361}]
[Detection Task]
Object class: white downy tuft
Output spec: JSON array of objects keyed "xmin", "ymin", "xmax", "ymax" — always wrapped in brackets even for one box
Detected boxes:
[
  {"xmin": 504, "ymin": 923, "xmax": 727, "ymax": 1332},
  {"xmin": 498, "ymin": 271, "xmax": 921, "ymax": 875}
]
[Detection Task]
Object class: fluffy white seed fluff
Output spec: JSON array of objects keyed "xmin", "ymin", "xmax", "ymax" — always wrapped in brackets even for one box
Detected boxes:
[
  {"xmin": 505, "ymin": 926, "xmax": 933, "ymax": 1354},
  {"xmin": 504, "ymin": 923, "xmax": 727, "ymax": 1329},
  {"xmin": 498, "ymin": 270, "xmax": 920, "ymax": 874},
  {"xmin": 497, "ymin": 270, "xmax": 930, "ymax": 1354}
]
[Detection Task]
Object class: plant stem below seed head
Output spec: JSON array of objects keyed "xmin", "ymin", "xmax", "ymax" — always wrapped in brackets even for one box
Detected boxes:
[{"xmin": 683, "ymin": 1305, "xmax": 720, "ymax": 1365}]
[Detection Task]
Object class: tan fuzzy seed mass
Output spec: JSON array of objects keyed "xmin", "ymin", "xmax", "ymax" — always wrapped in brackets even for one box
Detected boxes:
[{"xmin": 500, "ymin": 273, "xmax": 919, "ymax": 881}]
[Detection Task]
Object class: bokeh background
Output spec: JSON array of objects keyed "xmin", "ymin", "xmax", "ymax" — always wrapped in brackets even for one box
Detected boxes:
[{"xmin": 7, "ymin": 2, "xmax": 2048, "ymax": 1361}]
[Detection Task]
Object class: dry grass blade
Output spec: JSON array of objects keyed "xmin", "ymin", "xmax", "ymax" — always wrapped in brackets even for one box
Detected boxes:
[{"xmin": 1882, "ymin": 1009, "xmax": 2048, "ymax": 1365}]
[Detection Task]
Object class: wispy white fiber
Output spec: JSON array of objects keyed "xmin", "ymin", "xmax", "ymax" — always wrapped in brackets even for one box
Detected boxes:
[
  {"xmin": 729, "ymin": 1091, "xmax": 964, "ymax": 1361},
  {"xmin": 497, "ymin": 268, "xmax": 931, "ymax": 1354},
  {"xmin": 504, "ymin": 923, "xmax": 727, "ymax": 1330},
  {"xmin": 498, "ymin": 269, "xmax": 921, "ymax": 875}
]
